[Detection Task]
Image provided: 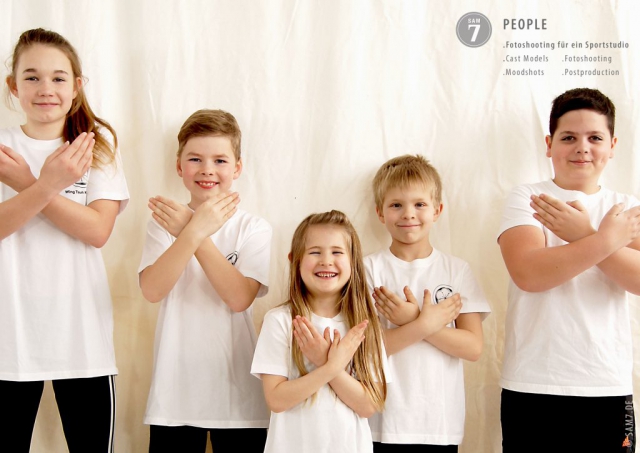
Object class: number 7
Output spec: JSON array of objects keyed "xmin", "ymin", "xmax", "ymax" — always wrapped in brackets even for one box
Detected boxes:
[{"xmin": 468, "ymin": 24, "xmax": 480, "ymax": 42}]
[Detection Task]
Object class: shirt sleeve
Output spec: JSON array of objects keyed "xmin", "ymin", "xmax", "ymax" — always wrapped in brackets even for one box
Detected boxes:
[
  {"xmin": 497, "ymin": 184, "xmax": 541, "ymax": 241},
  {"xmin": 137, "ymin": 217, "xmax": 173, "ymax": 275},
  {"xmin": 86, "ymin": 144, "xmax": 130, "ymax": 214},
  {"xmin": 251, "ymin": 308, "xmax": 292, "ymax": 379},
  {"xmin": 235, "ymin": 217, "xmax": 272, "ymax": 298},
  {"xmin": 456, "ymin": 262, "xmax": 491, "ymax": 319}
]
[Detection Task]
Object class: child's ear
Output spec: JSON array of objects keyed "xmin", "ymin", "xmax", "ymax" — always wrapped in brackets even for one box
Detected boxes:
[
  {"xmin": 233, "ymin": 158, "xmax": 243, "ymax": 180},
  {"xmin": 434, "ymin": 203, "xmax": 444, "ymax": 221},
  {"xmin": 176, "ymin": 158, "xmax": 183, "ymax": 177},
  {"xmin": 375, "ymin": 206, "xmax": 385, "ymax": 224},
  {"xmin": 287, "ymin": 252, "xmax": 293, "ymax": 262},
  {"xmin": 6, "ymin": 76, "xmax": 17, "ymax": 97},
  {"xmin": 545, "ymin": 135, "xmax": 553, "ymax": 158},
  {"xmin": 610, "ymin": 136, "xmax": 617, "ymax": 158},
  {"xmin": 73, "ymin": 76, "xmax": 83, "ymax": 100}
]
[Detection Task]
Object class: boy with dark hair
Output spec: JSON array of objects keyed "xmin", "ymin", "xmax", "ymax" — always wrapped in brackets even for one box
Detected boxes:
[{"xmin": 499, "ymin": 88, "xmax": 640, "ymax": 452}]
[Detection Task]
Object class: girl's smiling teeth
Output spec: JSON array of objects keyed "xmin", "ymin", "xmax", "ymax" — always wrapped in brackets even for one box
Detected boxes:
[{"xmin": 315, "ymin": 271, "xmax": 338, "ymax": 278}]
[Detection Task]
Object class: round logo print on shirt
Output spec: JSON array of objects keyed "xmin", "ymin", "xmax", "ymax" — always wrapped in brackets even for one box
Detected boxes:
[{"xmin": 433, "ymin": 285, "xmax": 453, "ymax": 304}]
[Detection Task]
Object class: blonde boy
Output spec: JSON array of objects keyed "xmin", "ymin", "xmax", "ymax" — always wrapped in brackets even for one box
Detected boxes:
[
  {"xmin": 365, "ymin": 155, "xmax": 490, "ymax": 452},
  {"xmin": 138, "ymin": 110, "xmax": 270, "ymax": 452},
  {"xmin": 498, "ymin": 88, "xmax": 640, "ymax": 452}
]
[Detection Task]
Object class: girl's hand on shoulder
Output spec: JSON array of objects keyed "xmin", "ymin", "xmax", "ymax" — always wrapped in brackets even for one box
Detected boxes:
[
  {"xmin": 0, "ymin": 144, "xmax": 36, "ymax": 191},
  {"xmin": 326, "ymin": 320, "xmax": 367, "ymax": 373},
  {"xmin": 293, "ymin": 316, "xmax": 330, "ymax": 367},
  {"xmin": 531, "ymin": 194, "xmax": 595, "ymax": 242},
  {"xmin": 149, "ymin": 196, "xmax": 193, "ymax": 237},
  {"xmin": 373, "ymin": 286, "xmax": 419, "ymax": 326},
  {"xmin": 189, "ymin": 191, "xmax": 239, "ymax": 239},
  {"xmin": 39, "ymin": 132, "xmax": 94, "ymax": 193}
]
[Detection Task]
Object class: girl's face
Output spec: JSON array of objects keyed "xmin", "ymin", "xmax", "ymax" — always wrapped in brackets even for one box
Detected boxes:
[
  {"xmin": 9, "ymin": 44, "xmax": 79, "ymax": 137},
  {"xmin": 300, "ymin": 225, "xmax": 352, "ymax": 305}
]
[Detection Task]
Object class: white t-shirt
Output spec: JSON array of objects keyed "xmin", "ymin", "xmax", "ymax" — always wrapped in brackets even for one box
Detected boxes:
[
  {"xmin": 365, "ymin": 248, "xmax": 490, "ymax": 445},
  {"xmin": 498, "ymin": 180, "xmax": 639, "ymax": 396},
  {"xmin": 138, "ymin": 209, "xmax": 271, "ymax": 428},
  {"xmin": 0, "ymin": 126, "xmax": 129, "ymax": 381},
  {"xmin": 251, "ymin": 305, "xmax": 387, "ymax": 453}
]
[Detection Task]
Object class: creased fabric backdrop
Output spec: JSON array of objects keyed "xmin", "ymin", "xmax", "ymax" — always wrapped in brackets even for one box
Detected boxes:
[{"xmin": 1, "ymin": 1, "xmax": 639, "ymax": 452}]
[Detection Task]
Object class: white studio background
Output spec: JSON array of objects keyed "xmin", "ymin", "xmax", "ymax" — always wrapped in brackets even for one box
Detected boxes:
[{"xmin": 1, "ymin": 1, "xmax": 639, "ymax": 452}]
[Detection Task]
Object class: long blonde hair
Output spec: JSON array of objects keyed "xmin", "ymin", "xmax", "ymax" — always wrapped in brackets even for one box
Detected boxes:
[
  {"xmin": 6, "ymin": 28, "xmax": 117, "ymax": 168},
  {"xmin": 287, "ymin": 210, "xmax": 387, "ymax": 410}
]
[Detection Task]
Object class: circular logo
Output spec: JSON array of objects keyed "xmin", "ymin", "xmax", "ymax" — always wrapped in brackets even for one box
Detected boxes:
[
  {"xmin": 433, "ymin": 285, "xmax": 454, "ymax": 304},
  {"xmin": 456, "ymin": 12, "xmax": 492, "ymax": 48}
]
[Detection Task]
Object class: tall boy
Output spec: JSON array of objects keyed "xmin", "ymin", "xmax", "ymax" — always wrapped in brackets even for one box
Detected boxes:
[
  {"xmin": 138, "ymin": 110, "xmax": 271, "ymax": 453},
  {"xmin": 498, "ymin": 88, "xmax": 640, "ymax": 452},
  {"xmin": 365, "ymin": 155, "xmax": 490, "ymax": 452}
]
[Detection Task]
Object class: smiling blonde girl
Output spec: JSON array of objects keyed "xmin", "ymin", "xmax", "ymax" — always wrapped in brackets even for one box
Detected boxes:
[{"xmin": 251, "ymin": 210, "xmax": 388, "ymax": 453}]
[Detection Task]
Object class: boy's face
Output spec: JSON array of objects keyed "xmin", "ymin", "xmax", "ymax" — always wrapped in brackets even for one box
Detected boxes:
[
  {"xmin": 545, "ymin": 109, "xmax": 616, "ymax": 193},
  {"xmin": 376, "ymin": 183, "xmax": 442, "ymax": 251},
  {"xmin": 177, "ymin": 135, "xmax": 242, "ymax": 209}
]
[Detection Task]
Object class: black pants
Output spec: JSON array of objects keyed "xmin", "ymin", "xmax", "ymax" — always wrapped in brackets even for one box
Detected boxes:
[
  {"xmin": 374, "ymin": 442, "xmax": 458, "ymax": 452},
  {"xmin": 149, "ymin": 425, "xmax": 267, "ymax": 453},
  {"xmin": 0, "ymin": 375, "xmax": 116, "ymax": 453},
  {"xmin": 501, "ymin": 389, "xmax": 635, "ymax": 453}
]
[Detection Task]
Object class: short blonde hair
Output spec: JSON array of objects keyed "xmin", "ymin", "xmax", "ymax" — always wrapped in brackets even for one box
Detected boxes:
[
  {"xmin": 372, "ymin": 155, "xmax": 442, "ymax": 210},
  {"xmin": 177, "ymin": 109, "xmax": 241, "ymax": 160}
]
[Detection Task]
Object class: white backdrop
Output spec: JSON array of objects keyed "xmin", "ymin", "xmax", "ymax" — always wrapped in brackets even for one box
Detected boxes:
[{"xmin": 2, "ymin": 1, "xmax": 640, "ymax": 452}]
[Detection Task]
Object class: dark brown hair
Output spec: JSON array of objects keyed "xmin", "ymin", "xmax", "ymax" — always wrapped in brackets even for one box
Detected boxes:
[{"xmin": 549, "ymin": 88, "xmax": 615, "ymax": 137}]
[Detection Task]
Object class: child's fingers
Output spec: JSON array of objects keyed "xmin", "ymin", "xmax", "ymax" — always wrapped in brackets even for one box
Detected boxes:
[
  {"xmin": 372, "ymin": 288, "xmax": 389, "ymax": 307},
  {"xmin": 0, "ymin": 144, "xmax": 22, "ymax": 163},
  {"xmin": 449, "ymin": 293, "xmax": 463, "ymax": 318},
  {"xmin": 323, "ymin": 327, "xmax": 331, "ymax": 343},
  {"xmin": 211, "ymin": 191, "xmax": 239, "ymax": 207},
  {"xmin": 67, "ymin": 132, "xmax": 93, "ymax": 160},
  {"xmin": 79, "ymin": 140, "xmax": 94, "ymax": 171},
  {"xmin": 349, "ymin": 320, "xmax": 368, "ymax": 337},
  {"xmin": 151, "ymin": 212, "xmax": 169, "ymax": 231},
  {"xmin": 378, "ymin": 286, "xmax": 403, "ymax": 307},
  {"xmin": 605, "ymin": 203, "xmax": 625, "ymax": 217},
  {"xmin": 295, "ymin": 317, "xmax": 314, "ymax": 341},
  {"xmin": 332, "ymin": 329, "xmax": 341, "ymax": 345},
  {"xmin": 375, "ymin": 302, "xmax": 391, "ymax": 320},
  {"xmin": 626, "ymin": 205, "xmax": 640, "ymax": 218},
  {"xmin": 151, "ymin": 195, "xmax": 179, "ymax": 212},
  {"xmin": 566, "ymin": 200, "xmax": 586, "ymax": 212},
  {"xmin": 421, "ymin": 289, "xmax": 432, "ymax": 306},
  {"xmin": 537, "ymin": 193, "xmax": 565, "ymax": 210},
  {"xmin": 219, "ymin": 192, "xmax": 240, "ymax": 208},
  {"xmin": 220, "ymin": 201, "xmax": 238, "ymax": 220},
  {"xmin": 49, "ymin": 141, "xmax": 71, "ymax": 160},
  {"xmin": 300, "ymin": 316, "xmax": 321, "ymax": 338},
  {"xmin": 149, "ymin": 198, "xmax": 172, "ymax": 218},
  {"xmin": 292, "ymin": 328, "xmax": 306, "ymax": 349},
  {"xmin": 403, "ymin": 286, "xmax": 419, "ymax": 305},
  {"xmin": 530, "ymin": 197, "xmax": 556, "ymax": 218}
]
